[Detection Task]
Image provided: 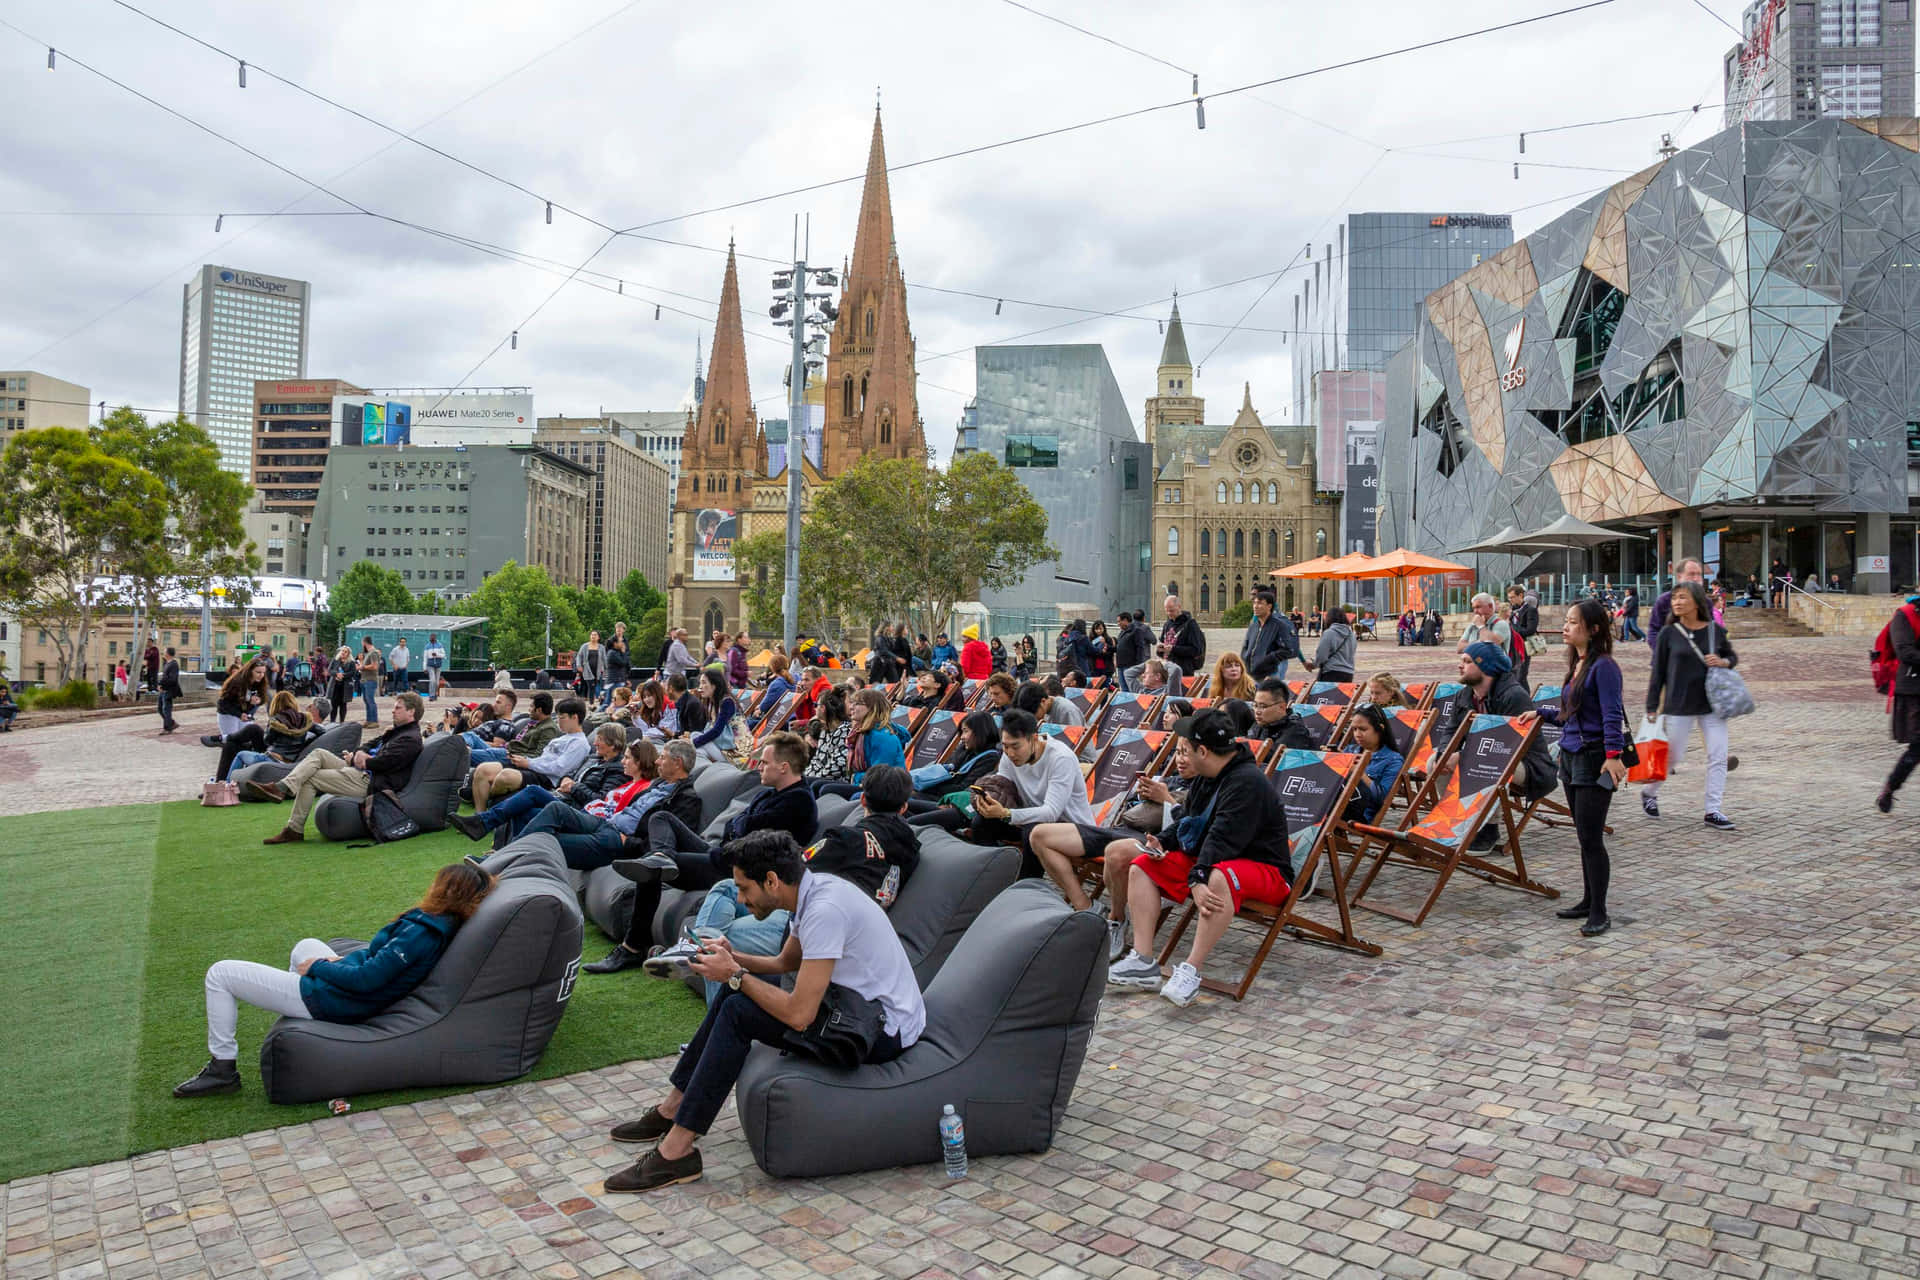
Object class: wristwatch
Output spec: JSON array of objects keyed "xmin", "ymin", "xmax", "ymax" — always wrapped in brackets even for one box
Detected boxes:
[{"xmin": 727, "ymin": 967, "xmax": 747, "ymax": 991}]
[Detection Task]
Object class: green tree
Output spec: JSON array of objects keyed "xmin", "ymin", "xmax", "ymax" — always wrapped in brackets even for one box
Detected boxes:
[
  {"xmin": 1220, "ymin": 599, "xmax": 1254, "ymax": 628},
  {"xmin": 463, "ymin": 560, "xmax": 580, "ymax": 665},
  {"xmin": 0, "ymin": 428, "xmax": 168, "ymax": 682},
  {"xmin": 94, "ymin": 408, "xmax": 258, "ymax": 663},
  {"xmin": 735, "ymin": 528, "xmax": 844, "ymax": 642},
  {"xmin": 327, "ymin": 561, "xmax": 415, "ymax": 643},
  {"xmin": 612, "ymin": 570, "xmax": 665, "ymax": 626},
  {"xmin": 635, "ymin": 603, "xmax": 668, "ymax": 668},
  {"xmin": 413, "ymin": 590, "xmax": 447, "ymax": 616},
  {"xmin": 559, "ymin": 584, "xmax": 621, "ymax": 640}
]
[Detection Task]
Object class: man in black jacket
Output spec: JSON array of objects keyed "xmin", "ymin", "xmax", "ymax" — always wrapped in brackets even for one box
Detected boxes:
[
  {"xmin": 1240, "ymin": 590, "xmax": 1298, "ymax": 680},
  {"xmin": 449, "ymin": 722, "xmax": 630, "ymax": 843},
  {"xmin": 1155, "ymin": 595, "xmax": 1206, "ymax": 684},
  {"xmin": 156, "ymin": 647, "xmax": 183, "ymax": 733},
  {"xmin": 256, "ymin": 692, "xmax": 425, "ymax": 843},
  {"xmin": 1108, "ymin": 709, "xmax": 1291, "ymax": 1005},
  {"xmin": 1111, "ymin": 611, "xmax": 1144, "ymax": 690},
  {"xmin": 644, "ymin": 764, "xmax": 922, "ymax": 987},
  {"xmin": 1506, "ymin": 585, "xmax": 1539, "ymax": 684},
  {"xmin": 1247, "ymin": 677, "xmax": 1316, "ymax": 749},
  {"xmin": 589, "ymin": 733, "xmax": 820, "ymax": 974},
  {"xmin": 1433, "ymin": 643, "xmax": 1556, "ymax": 846}
]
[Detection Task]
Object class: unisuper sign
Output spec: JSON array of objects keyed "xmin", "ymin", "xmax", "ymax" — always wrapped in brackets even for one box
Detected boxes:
[{"xmin": 217, "ymin": 269, "xmax": 292, "ymax": 296}]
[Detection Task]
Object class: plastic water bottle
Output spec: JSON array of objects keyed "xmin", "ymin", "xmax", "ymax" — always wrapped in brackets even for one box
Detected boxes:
[{"xmin": 939, "ymin": 1104, "xmax": 967, "ymax": 1179}]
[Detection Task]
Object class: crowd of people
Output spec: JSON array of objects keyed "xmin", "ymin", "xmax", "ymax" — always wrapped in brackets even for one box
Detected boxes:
[{"xmin": 163, "ymin": 574, "xmax": 1779, "ymax": 1193}]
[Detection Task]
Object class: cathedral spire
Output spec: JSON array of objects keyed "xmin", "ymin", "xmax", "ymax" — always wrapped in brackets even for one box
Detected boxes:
[
  {"xmin": 846, "ymin": 105, "xmax": 895, "ymax": 308},
  {"xmin": 1158, "ymin": 293, "xmax": 1192, "ymax": 370},
  {"xmin": 678, "ymin": 241, "xmax": 758, "ymax": 508}
]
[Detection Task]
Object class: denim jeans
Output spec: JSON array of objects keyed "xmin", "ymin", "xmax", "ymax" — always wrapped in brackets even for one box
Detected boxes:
[
  {"xmin": 361, "ymin": 681, "xmax": 379, "ymax": 723},
  {"xmin": 468, "ymin": 746, "xmax": 509, "ymax": 766},
  {"xmin": 521, "ymin": 803, "xmax": 627, "ymax": 870},
  {"xmin": 156, "ymin": 691, "xmax": 176, "ymax": 729},
  {"xmin": 692, "ymin": 880, "xmax": 790, "ymax": 1006},
  {"xmin": 479, "ymin": 785, "xmax": 564, "ymax": 840},
  {"xmin": 622, "ymin": 812, "xmax": 728, "ymax": 950},
  {"xmin": 231, "ymin": 749, "xmax": 273, "ymax": 773}
]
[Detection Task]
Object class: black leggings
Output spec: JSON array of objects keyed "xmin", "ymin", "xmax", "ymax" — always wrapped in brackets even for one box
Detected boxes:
[
  {"xmin": 1890, "ymin": 741, "xmax": 1920, "ymax": 792},
  {"xmin": 1563, "ymin": 779, "xmax": 1614, "ymax": 922},
  {"xmin": 217, "ymin": 724, "xmax": 269, "ymax": 780},
  {"xmin": 327, "ymin": 679, "xmax": 352, "ymax": 722}
]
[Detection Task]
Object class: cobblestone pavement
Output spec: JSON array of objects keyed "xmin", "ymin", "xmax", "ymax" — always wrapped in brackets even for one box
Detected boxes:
[{"xmin": 6, "ymin": 635, "xmax": 1919, "ymax": 1279}]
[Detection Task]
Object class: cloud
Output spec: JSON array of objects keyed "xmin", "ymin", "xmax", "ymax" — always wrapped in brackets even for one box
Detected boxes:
[{"xmin": 2, "ymin": 0, "xmax": 1733, "ymax": 454}]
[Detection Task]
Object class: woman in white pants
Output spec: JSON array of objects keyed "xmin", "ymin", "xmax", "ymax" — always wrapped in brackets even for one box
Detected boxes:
[
  {"xmin": 173, "ymin": 863, "xmax": 493, "ymax": 1098},
  {"xmin": 1642, "ymin": 581, "xmax": 1738, "ymax": 830}
]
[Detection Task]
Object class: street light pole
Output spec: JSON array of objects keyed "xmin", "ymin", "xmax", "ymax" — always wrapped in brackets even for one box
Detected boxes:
[
  {"xmin": 542, "ymin": 604, "xmax": 552, "ymax": 669},
  {"xmin": 770, "ymin": 223, "xmax": 836, "ymax": 653}
]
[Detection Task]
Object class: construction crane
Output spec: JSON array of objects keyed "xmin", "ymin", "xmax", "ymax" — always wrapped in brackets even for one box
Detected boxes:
[{"xmin": 1727, "ymin": 0, "xmax": 1786, "ymax": 122}]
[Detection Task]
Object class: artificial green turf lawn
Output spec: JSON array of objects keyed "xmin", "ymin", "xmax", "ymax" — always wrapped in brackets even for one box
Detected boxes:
[{"xmin": 0, "ymin": 799, "xmax": 702, "ymax": 1184}]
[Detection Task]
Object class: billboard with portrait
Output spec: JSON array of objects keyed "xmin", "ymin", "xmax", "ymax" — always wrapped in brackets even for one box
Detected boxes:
[{"xmin": 692, "ymin": 508, "xmax": 737, "ymax": 582}]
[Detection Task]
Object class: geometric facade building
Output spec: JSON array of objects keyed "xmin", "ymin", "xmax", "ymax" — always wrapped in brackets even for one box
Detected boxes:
[{"xmin": 1379, "ymin": 117, "xmax": 1920, "ymax": 595}]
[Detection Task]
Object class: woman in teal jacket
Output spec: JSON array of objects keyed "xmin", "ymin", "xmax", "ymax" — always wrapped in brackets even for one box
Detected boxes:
[
  {"xmin": 811, "ymin": 688, "xmax": 907, "ymax": 799},
  {"xmin": 173, "ymin": 863, "xmax": 495, "ymax": 1098}
]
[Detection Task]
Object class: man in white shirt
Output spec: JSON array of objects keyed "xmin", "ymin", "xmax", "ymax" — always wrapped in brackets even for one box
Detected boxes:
[
  {"xmin": 387, "ymin": 638, "xmax": 412, "ymax": 695},
  {"xmin": 422, "ymin": 633, "xmax": 447, "ymax": 700},
  {"xmin": 601, "ymin": 829, "xmax": 923, "ymax": 1193},
  {"xmin": 971, "ymin": 709, "xmax": 1095, "ymax": 873},
  {"xmin": 470, "ymin": 697, "xmax": 590, "ymax": 810}
]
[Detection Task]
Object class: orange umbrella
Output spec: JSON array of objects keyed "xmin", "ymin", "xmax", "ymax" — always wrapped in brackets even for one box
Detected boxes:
[
  {"xmin": 1341, "ymin": 548, "xmax": 1473, "ymax": 579},
  {"xmin": 1269, "ymin": 555, "xmax": 1340, "ymax": 578},
  {"xmin": 1319, "ymin": 551, "xmax": 1381, "ymax": 579}
]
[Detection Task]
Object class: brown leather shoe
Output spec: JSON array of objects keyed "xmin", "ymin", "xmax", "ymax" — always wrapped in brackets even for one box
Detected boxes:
[
  {"xmin": 603, "ymin": 1145, "xmax": 702, "ymax": 1193},
  {"xmin": 242, "ymin": 780, "xmax": 289, "ymax": 803},
  {"xmin": 262, "ymin": 827, "xmax": 304, "ymax": 845}
]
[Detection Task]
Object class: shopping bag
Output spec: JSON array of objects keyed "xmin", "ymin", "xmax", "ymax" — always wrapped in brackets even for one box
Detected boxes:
[{"xmin": 1625, "ymin": 716, "xmax": 1668, "ymax": 784}]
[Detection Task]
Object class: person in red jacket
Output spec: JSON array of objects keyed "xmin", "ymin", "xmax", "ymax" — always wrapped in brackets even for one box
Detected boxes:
[{"xmin": 958, "ymin": 624, "xmax": 993, "ymax": 680}]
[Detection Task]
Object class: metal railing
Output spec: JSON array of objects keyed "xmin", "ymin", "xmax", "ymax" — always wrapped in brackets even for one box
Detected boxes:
[{"xmin": 1779, "ymin": 578, "xmax": 1839, "ymax": 611}]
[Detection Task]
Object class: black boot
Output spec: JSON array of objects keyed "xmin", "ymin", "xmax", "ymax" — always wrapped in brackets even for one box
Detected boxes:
[
  {"xmin": 172, "ymin": 1058, "xmax": 241, "ymax": 1098},
  {"xmin": 448, "ymin": 812, "xmax": 488, "ymax": 841}
]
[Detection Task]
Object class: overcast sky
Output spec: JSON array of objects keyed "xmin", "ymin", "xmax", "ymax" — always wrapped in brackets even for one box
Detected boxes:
[{"xmin": 0, "ymin": 0, "xmax": 1742, "ymax": 458}]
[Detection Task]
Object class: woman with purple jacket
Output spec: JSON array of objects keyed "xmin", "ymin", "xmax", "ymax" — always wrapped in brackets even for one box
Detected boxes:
[{"xmin": 1534, "ymin": 598, "xmax": 1627, "ymax": 937}]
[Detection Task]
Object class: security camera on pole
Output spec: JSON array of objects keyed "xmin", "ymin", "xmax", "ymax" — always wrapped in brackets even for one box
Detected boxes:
[{"xmin": 769, "ymin": 217, "xmax": 838, "ymax": 652}]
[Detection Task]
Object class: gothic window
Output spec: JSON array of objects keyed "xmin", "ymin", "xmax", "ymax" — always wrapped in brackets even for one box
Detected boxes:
[
  {"xmin": 860, "ymin": 374, "xmax": 868, "ymax": 412},
  {"xmin": 1267, "ymin": 529, "xmax": 1277, "ymax": 559},
  {"xmin": 1200, "ymin": 528, "xmax": 1211, "ymax": 556},
  {"xmin": 1267, "ymin": 481, "xmax": 1278, "ymax": 503},
  {"xmin": 1233, "ymin": 529, "xmax": 1244, "ymax": 558},
  {"xmin": 1250, "ymin": 482, "xmax": 1262, "ymax": 505},
  {"xmin": 1216, "ymin": 481, "xmax": 1227, "ymax": 503},
  {"xmin": 714, "ymin": 417, "xmax": 726, "ymax": 446},
  {"xmin": 842, "ymin": 377, "xmax": 854, "ymax": 417},
  {"xmin": 1234, "ymin": 481, "xmax": 1244, "ymax": 503},
  {"xmin": 1218, "ymin": 528, "xmax": 1228, "ymax": 559},
  {"xmin": 1167, "ymin": 527, "xmax": 1179, "ymax": 556},
  {"xmin": 865, "ymin": 309, "xmax": 875, "ymax": 337},
  {"xmin": 1285, "ymin": 528, "xmax": 1295, "ymax": 559},
  {"xmin": 1234, "ymin": 580, "xmax": 1244, "ymax": 605},
  {"xmin": 1200, "ymin": 581, "xmax": 1210, "ymax": 612},
  {"xmin": 880, "ymin": 416, "xmax": 893, "ymax": 445},
  {"xmin": 703, "ymin": 601, "xmax": 725, "ymax": 638},
  {"xmin": 1315, "ymin": 529, "xmax": 1327, "ymax": 554}
]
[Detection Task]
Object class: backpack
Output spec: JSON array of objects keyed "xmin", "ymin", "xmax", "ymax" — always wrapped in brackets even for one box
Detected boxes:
[
  {"xmin": 355, "ymin": 788, "xmax": 420, "ymax": 845},
  {"xmin": 1870, "ymin": 604, "xmax": 1920, "ymax": 695}
]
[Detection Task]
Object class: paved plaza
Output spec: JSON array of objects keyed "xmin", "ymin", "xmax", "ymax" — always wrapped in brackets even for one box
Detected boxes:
[{"xmin": 4, "ymin": 633, "xmax": 1917, "ymax": 1280}]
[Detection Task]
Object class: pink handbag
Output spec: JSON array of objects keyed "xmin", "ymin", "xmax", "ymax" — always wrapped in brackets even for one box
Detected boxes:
[{"xmin": 200, "ymin": 780, "xmax": 239, "ymax": 807}]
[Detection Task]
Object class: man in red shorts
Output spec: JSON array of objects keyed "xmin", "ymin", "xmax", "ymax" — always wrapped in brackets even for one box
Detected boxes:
[{"xmin": 1107, "ymin": 708, "xmax": 1292, "ymax": 1006}]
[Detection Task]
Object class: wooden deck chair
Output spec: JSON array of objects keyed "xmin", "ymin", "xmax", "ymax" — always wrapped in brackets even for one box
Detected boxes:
[
  {"xmin": 1403, "ymin": 681, "xmax": 1438, "ymax": 711},
  {"xmin": 1366, "ymin": 705, "xmax": 1435, "ymax": 815},
  {"xmin": 1344, "ymin": 713, "xmax": 1558, "ymax": 926},
  {"xmin": 891, "ymin": 703, "xmax": 929, "ymax": 751},
  {"xmin": 1402, "ymin": 682, "xmax": 1467, "ymax": 781},
  {"xmin": 1086, "ymin": 728, "xmax": 1174, "ymax": 827},
  {"xmin": 1288, "ymin": 702, "xmax": 1350, "ymax": 749},
  {"xmin": 750, "ymin": 691, "xmax": 799, "ymax": 745},
  {"xmin": 1301, "ymin": 681, "xmax": 1358, "ymax": 706},
  {"xmin": 1088, "ymin": 675, "xmax": 1108, "ymax": 690},
  {"xmin": 1498, "ymin": 684, "xmax": 1606, "ymax": 843},
  {"xmin": 1156, "ymin": 747, "xmax": 1374, "ymax": 1000},
  {"xmin": 1184, "ymin": 674, "xmax": 1206, "ymax": 695},
  {"xmin": 1058, "ymin": 685, "xmax": 1109, "ymax": 735},
  {"xmin": 909, "ymin": 711, "xmax": 969, "ymax": 768},
  {"xmin": 1084, "ymin": 690, "xmax": 1165, "ymax": 756},
  {"xmin": 1286, "ymin": 679, "xmax": 1309, "ymax": 699}
]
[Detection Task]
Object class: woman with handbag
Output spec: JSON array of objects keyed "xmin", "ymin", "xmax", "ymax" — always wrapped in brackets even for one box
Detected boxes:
[
  {"xmin": 1641, "ymin": 581, "xmax": 1739, "ymax": 830},
  {"xmin": 172, "ymin": 861, "xmax": 494, "ymax": 1098},
  {"xmin": 1532, "ymin": 598, "xmax": 1628, "ymax": 937}
]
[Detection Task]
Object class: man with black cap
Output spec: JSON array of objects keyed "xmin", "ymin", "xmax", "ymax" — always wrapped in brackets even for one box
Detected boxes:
[
  {"xmin": 1434, "ymin": 642, "xmax": 1556, "ymax": 848},
  {"xmin": 1107, "ymin": 708, "xmax": 1291, "ymax": 1007}
]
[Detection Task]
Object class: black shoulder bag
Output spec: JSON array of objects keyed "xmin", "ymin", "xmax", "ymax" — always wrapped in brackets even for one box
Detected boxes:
[
  {"xmin": 356, "ymin": 788, "xmax": 420, "ymax": 845},
  {"xmin": 783, "ymin": 984, "xmax": 886, "ymax": 1069}
]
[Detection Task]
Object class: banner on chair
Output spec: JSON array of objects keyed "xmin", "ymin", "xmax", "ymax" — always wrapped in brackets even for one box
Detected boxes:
[
  {"xmin": 912, "ymin": 713, "xmax": 965, "ymax": 767},
  {"xmin": 1268, "ymin": 749, "xmax": 1358, "ymax": 833},
  {"xmin": 1456, "ymin": 713, "xmax": 1526, "ymax": 799}
]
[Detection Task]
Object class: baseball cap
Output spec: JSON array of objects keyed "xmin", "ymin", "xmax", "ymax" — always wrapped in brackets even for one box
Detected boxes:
[{"xmin": 1172, "ymin": 708, "xmax": 1237, "ymax": 753}]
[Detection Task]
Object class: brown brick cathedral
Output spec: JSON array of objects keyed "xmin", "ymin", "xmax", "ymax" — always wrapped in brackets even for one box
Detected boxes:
[{"xmin": 670, "ymin": 107, "xmax": 925, "ymax": 639}]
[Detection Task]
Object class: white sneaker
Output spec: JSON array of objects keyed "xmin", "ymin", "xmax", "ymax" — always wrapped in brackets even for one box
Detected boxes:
[
  {"xmin": 642, "ymin": 937, "xmax": 700, "ymax": 978},
  {"xmin": 1106, "ymin": 917, "xmax": 1128, "ymax": 963},
  {"xmin": 1159, "ymin": 962, "xmax": 1202, "ymax": 1007},
  {"xmin": 1107, "ymin": 951, "xmax": 1162, "ymax": 990}
]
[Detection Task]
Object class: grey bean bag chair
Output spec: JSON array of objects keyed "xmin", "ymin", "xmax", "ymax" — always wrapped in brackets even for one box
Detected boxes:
[
  {"xmin": 313, "ymin": 732, "xmax": 468, "ymax": 842},
  {"xmin": 735, "ymin": 880, "xmax": 1105, "ymax": 1178},
  {"xmin": 579, "ymin": 766, "xmax": 766, "ymax": 944},
  {"xmin": 888, "ymin": 828, "xmax": 1021, "ymax": 988},
  {"xmin": 813, "ymin": 792, "xmax": 862, "ymax": 830},
  {"xmin": 258, "ymin": 835, "xmax": 583, "ymax": 1103},
  {"xmin": 232, "ymin": 722, "xmax": 363, "ymax": 795}
]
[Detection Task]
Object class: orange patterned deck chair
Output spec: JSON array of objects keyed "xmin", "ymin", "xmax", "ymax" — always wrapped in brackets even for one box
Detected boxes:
[
  {"xmin": 1156, "ymin": 746, "xmax": 1373, "ymax": 1000},
  {"xmin": 1300, "ymin": 681, "xmax": 1359, "ymax": 707},
  {"xmin": 1289, "ymin": 702, "xmax": 1350, "ymax": 750},
  {"xmin": 1084, "ymin": 690, "xmax": 1165, "ymax": 757},
  {"xmin": 1402, "ymin": 681, "xmax": 1438, "ymax": 711},
  {"xmin": 1402, "ymin": 681, "xmax": 1467, "ymax": 783},
  {"xmin": 1344, "ymin": 712, "xmax": 1557, "ymax": 926},
  {"xmin": 1333, "ymin": 704, "xmax": 1433, "ymax": 815},
  {"xmin": 749, "ymin": 690, "xmax": 799, "ymax": 745}
]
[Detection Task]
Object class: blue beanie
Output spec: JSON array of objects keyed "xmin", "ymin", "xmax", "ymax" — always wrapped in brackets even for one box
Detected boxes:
[{"xmin": 1465, "ymin": 641, "xmax": 1513, "ymax": 677}]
